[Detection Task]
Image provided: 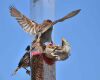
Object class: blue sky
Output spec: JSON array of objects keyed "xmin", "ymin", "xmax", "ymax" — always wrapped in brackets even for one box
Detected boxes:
[{"xmin": 0, "ymin": 0, "xmax": 100, "ymax": 80}]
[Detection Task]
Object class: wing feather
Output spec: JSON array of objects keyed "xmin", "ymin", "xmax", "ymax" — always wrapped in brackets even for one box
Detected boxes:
[
  {"xmin": 41, "ymin": 9, "xmax": 81, "ymax": 34},
  {"xmin": 53, "ymin": 9, "xmax": 81, "ymax": 25},
  {"xmin": 10, "ymin": 6, "xmax": 38, "ymax": 35}
]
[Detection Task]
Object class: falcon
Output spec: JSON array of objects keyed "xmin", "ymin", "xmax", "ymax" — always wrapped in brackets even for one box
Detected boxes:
[{"xmin": 10, "ymin": 6, "xmax": 81, "ymax": 44}]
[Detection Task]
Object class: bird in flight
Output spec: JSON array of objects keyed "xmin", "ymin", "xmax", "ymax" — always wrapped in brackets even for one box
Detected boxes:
[{"xmin": 10, "ymin": 6, "xmax": 81, "ymax": 44}]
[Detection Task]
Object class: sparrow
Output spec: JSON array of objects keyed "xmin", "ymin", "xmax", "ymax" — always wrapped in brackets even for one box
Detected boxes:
[
  {"xmin": 44, "ymin": 38, "xmax": 71, "ymax": 61},
  {"xmin": 12, "ymin": 45, "xmax": 30, "ymax": 75}
]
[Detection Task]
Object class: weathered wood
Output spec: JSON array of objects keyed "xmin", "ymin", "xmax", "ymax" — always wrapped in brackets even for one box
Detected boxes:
[
  {"xmin": 30, "ymin": 0, "xmax": 56, "ymax": 80},
  {"xmin": 31, "ymin": 55, "xmax": 43, "ymax": 80}
]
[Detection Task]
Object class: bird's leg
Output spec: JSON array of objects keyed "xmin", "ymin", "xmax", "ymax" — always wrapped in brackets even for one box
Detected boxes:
[
  {"xmin": 24, "ymin": 68, "xmax": 30, "ymax": 75},
  {"xmin": 55, "ymin": 56, "xmax": 61, "ymax": 61},
  {"xmin": 36, "ymin": 32, "xmax": 41, "ymax": 43},
  {"xmin": 50, "ymin": 52, "xmax": 58, "ymax": 57},
  {"xmin": 26, "ymin": 70, "xmax": 30, "ymax": 75},
  {"xmin": 49, "ymin": 47, "xmax": 59, "ymax": 58},
  {"xmin": 50, "ymin": 52, "xmax": 61, "ymax": 61}
]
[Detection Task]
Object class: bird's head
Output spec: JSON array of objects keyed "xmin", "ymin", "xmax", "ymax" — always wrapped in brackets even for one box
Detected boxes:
[
  {"xmin": 43, "ymin": 19, "xmax": 52, "ymax": 25},
  {"xmin": 62, "ymin": 38, "xmax": 71, "ymax": 56},
  {"xmin": 25, "ymin": 45, "xmax": 30, "ymax": 51},
  {"xmin": 62, "ymin": 38, "xmax": 70, "ymax": 46}
]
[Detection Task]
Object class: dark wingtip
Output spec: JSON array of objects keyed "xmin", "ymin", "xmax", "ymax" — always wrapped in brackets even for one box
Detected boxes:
[
  {"xmin": 76, "ymin": 9, "xmax": 81, "ymax": 14},
  {"xmin": 9, "ymin": 5, "xmax": 16, "ymax": 16},
  {"xmin": 9, "ymin": 5, "xmax": 15, "ymax": 10}
]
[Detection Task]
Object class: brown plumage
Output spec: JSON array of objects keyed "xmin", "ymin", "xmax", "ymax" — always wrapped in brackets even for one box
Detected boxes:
[
  {"xmin": 12, "ymin": 38, "xmax": 70, "ymax": 76},
  {"xmin": 10, "ymin": 6, "xmax": 81, "ymax": 43},
  {"xmin": 44, "ymin": 38, "xmax": 71, "ymax": 61},
  {"xmin": 10, "ymin": 6, "xmax": 80, "ymax": 78}
]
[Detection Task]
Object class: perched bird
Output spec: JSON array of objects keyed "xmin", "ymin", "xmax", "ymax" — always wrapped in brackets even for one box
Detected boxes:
[
  {"xmin": 12, "ymin": 45, "xmax": 30, "ymax": 75},
  {"xmin": 44, "ymin": 38, "xmax": 71, "ymax": 61},
  {"xmin": 30, "ymin": 37, "xmax": 55, "ymax": 65},
  {"xmin": 10, "ymin": 6, "xmax": 81, "ymax": 44},
  {"xmin": 12, "ymin": 36, "xmax": 45, "ymax": 76},
  {"xmin": 12, "ymin": 38, "xmax": 70, "ymax": 76}
]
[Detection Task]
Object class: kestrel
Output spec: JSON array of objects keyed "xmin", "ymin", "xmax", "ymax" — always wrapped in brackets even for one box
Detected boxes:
[{"xmin": 10, "ymin": 6, "xmax": 81, "ymax": 43}]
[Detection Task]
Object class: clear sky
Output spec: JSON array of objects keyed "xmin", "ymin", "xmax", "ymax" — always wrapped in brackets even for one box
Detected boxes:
[{"xmin": 0, "ymin": 0, "xmax": 100, "ymax": 80}]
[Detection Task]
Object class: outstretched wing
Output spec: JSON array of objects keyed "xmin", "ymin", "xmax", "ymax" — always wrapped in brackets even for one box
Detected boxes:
[
  {"xmin": 10, "ymin": 6, "xmax": 38, "ymax": 35},
  {"xmin": 53, "ymin": 9, "xmax": 81, "ymax": 25},
  {"xmin": 41, "ymin": 9, "xmax": 81, "ymax": 34}
]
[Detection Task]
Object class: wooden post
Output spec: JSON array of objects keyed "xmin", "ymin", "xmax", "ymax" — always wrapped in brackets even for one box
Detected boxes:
[{"xmin": 30, "ymin": 0, "xmax": 56, "ymax": 80}]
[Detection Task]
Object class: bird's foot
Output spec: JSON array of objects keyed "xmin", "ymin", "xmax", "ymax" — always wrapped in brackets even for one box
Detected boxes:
[
  {"xmin": 26, "ymin": 70, "xmax": 30, "ymax": 75},
  {"xmin": 51, "ymin": 53, "xmax": 59, "ymax": 58},
  {"xmin": 55, "ymin": 56, "xmax": 61, "ymax": 61}
]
